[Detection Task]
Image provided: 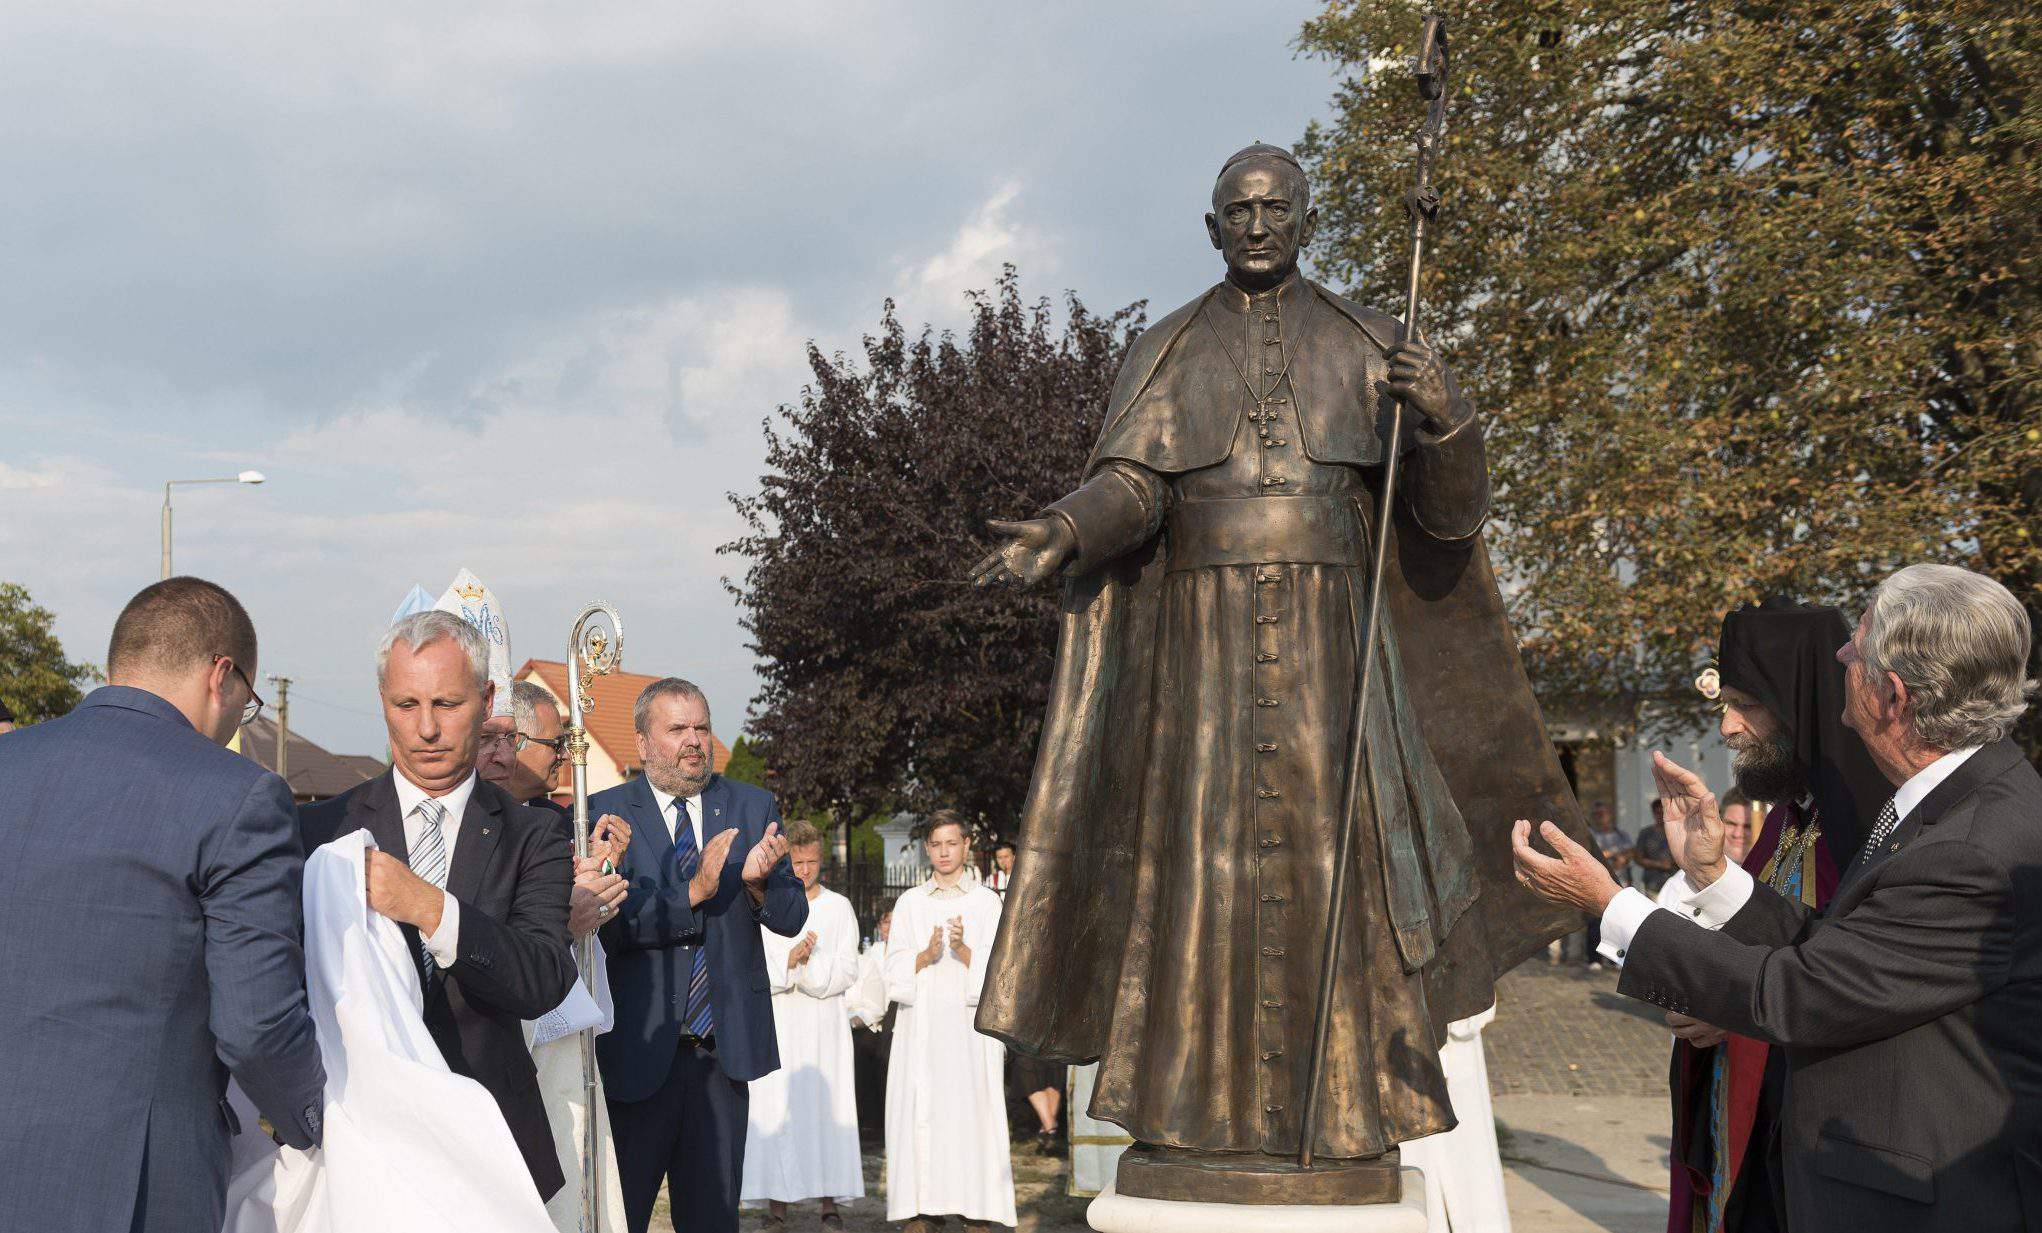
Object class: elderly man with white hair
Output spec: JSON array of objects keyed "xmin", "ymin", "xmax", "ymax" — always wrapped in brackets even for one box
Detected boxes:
[
  {"xmin": 299, "ymin": 609, "xmax": 578, "ymax": 1201},
  {"xmin": 1514, "ymin": 563, "xmax": 2042, "ymax": 1233}
]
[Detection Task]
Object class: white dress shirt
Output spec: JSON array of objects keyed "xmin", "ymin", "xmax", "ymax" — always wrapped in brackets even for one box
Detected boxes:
[
  {"xmin": 1597, "ymin": 748, "xmax": 1981, "ymax": 967},
  {"xmin": 391, "ymin": 768, "xmax": 473, "ymax": 967},
  {"xmin": 647, "ymin": 782, "xmax": 706, "ymax": 851}
]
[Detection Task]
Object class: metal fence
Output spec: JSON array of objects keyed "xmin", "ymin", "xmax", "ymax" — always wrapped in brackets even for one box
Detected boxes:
[{"xmin": 822, "ymin": 857, "xmax": 925, "ymax": 939}]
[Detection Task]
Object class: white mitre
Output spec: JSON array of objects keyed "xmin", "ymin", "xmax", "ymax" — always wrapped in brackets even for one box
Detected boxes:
[
  {"xmin": 434, "ymin": 568, "xmax": 514, "ymax": 718},
  {"xmin": 389, "ymin": 583, "xmax": 434, "ymax": 626}
]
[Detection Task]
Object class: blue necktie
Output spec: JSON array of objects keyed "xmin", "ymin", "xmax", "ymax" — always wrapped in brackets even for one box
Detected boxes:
[{"xmin": 672, "ymin": 800, "xmax": 715, "ymax": 1037}]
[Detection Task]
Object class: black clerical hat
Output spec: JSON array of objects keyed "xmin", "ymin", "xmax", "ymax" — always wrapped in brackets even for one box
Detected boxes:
[{"xmin": 1715, "ymin": 599, "xmax": 1887, "ymax": 863}]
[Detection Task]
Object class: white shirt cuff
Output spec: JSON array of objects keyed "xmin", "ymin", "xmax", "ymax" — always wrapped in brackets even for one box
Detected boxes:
[
  {"xmin": 1596, "ymin": 888, "xmax": 1658, "ymax": 966},
  {"xmin": 1598, "ymin": 863, "xmax": 1756, "ymax": 967},
  {"xmin": 423, "ymin": 891, "xmax": 460, "ymax": 968},
  {"xmin": 1677, "ymin": 861, "xmax": 1754, "ymax": 929}
]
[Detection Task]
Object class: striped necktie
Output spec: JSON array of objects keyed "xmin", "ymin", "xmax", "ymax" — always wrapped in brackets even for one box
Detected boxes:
[
  {"xmin": 672, "ymin": 799, "xmax": 715, "ymax": 1037},
  {"xmin": 409, "ymin": 798, "xmax": 450, "ymax": 981}
]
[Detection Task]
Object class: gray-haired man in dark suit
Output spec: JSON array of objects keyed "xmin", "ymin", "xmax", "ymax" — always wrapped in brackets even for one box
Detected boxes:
[
  {"xmin": 299, "ymin": 609, "xmax": 577, "ymax": 1200},
  {"xmin": 1514, "ymin": 563, "xmax": 2042, "ymax": 1233},
  {"xmin": 0, "ymin": 577, "xmax": 325, "ymax": 1233}
]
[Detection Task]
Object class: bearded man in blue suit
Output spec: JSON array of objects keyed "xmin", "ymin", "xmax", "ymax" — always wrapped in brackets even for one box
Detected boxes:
[{"xmin": 593, "ymin": 677, "xmax": 806, "ymax": 1233}]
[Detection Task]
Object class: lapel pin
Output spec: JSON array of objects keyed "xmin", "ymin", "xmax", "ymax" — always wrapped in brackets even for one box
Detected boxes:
[{"xmin": 482, "ymin": 827, "xmax": 492, "ymax": 836}]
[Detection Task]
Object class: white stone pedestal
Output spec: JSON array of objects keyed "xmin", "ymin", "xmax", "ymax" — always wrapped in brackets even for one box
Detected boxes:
[{"xmin": 1087, "ymin": 1167, "xmax": 1435, "ymax": 1233}]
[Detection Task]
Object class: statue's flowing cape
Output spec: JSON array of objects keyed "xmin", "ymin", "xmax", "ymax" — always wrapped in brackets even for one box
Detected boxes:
[{"xmin": 977, "ymin": 284, "xmax": 1593, "ymax": 1063}]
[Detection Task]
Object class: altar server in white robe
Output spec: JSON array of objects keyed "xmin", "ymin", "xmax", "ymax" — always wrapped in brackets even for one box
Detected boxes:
[
  {"xmin": 884, "ymin": 812, "xmax": 1015, "ymax": 1233},
  {"xmin": 844, "ymin": 908, "xmax": 891, "ymax": 1031},
  {"xmin": 1398, "ymin": 1004, "xmax": 1510, "ymax": 1232},
  {"xmin": 742, "ymin": 821, "xmax": 865, "ymax": 1224}
]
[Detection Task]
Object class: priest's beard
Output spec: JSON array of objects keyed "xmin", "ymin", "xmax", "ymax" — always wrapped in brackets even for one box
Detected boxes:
[{"xmin": 1729, "ymin": 732, "xmax": 1808, "ymax": 802}]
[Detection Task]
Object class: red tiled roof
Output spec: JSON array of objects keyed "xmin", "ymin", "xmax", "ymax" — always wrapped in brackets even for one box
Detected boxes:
[
  {"xmin": 238, "ymin": 716, "xmax": 385, "ymax": 801},
  {"xmin": 516, "ymin": 659, "xmax": 730, "ymax": 775}
]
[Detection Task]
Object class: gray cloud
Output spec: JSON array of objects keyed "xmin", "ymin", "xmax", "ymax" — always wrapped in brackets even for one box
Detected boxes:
[{"xmin": 0, "ymin": 0, "xmax": 1341, "ymax": 757}]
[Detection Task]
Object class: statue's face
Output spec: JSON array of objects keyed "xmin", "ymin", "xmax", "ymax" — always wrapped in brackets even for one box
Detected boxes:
[{"xmin": 1206, "ymin": 161, "xmax": 1316, "ymax": 289}]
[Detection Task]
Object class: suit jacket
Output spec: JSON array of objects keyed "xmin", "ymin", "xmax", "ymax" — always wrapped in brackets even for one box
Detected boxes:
[
  {"xmin": 1621, "ymin": 739, "xmax": 2042, "ymax": 1232},
  {"xmin": 0, "ymin": 687, "xmax": 325, "ymax": 1233},
  {"xmin": 299, "ymin": 770, "xmax": 575, "ymax": 1199},
  {"xmin": 594, "ymin": 773, "xmax": 807, "ymax": 1097}
]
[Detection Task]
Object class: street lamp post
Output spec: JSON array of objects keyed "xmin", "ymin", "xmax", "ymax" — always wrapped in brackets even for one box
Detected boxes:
[{"xmin": 161, "ymin": 471, "xmax": 266, "ymax": 579}]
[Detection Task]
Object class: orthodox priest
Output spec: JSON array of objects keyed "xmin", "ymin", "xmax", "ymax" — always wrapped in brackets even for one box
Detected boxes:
[
  {"xmin": 1659, "ymin": 601, "xmax": 1884, "ymax": 1233},
  {"xmin": 969, "ymin": 142, "xmax": 1592, "ymax": 1199}
]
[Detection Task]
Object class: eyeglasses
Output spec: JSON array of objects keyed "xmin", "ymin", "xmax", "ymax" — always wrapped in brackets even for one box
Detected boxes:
[
  {"xmin": 219, "ymin": 658, "xmax": 264, "ymax": 728},
  {"xmin": 480, "ymin": 730, "xmax": 571, "ymax": 760}
]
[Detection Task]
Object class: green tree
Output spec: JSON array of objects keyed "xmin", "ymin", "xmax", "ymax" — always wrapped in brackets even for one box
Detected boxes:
[
  {"xmin": 1297, "ymin": 2, "xmax": 2039, "ymax": 738},
  {"xmin": 0, "ymin": 582, "xmax": 101, "ymax": 723},
  {"xmin": 724, "ymin": 270, "xmax": 1144, "ymax": 834},
  {"xmin": 722, "ymin": 734, "xmax": 768, "ymax": 788}
]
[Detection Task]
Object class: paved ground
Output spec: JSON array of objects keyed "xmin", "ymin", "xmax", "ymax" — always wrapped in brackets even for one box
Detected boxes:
[
  {"xmin": 683, "ymin": 956, "xmax": 1675, "ymax": 1232},
  {"xmin": 1488, "ymin": 957, "xmax": 1674, "ymax": 1231},
  {"xmin": 1487, "ymin": 953, "xmax": 1676, "ymax": 1098},
  {"xmin": 1497, "ymin": 1093, "xmax": 1668, "ymax": 1232}
]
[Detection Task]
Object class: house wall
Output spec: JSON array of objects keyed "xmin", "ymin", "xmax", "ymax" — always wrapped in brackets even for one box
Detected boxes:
[{"xmin": 1614, "ymin": 711, "xmax": 1736, "ymax": 838}]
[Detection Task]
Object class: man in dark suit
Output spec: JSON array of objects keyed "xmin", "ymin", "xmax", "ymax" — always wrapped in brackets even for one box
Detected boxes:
[
  {"xmin": 299, "ymin": 609, "xmax": 576, "ymax": 1200},
  {"xmin": 1515, "ymin": 563, "xmax": 2042, "ymax": 1232},
  {"xmin": 594, "ymin": 677, "xmax": 807, "ymax": 1233},
  {"xmin": 0, "ymin": 577, "xmax": 325, "ymax": 1233}
]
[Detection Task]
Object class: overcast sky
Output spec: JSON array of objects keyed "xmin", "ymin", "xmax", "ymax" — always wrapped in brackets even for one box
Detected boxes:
[{"xmin": 0, "ymin": 1, "xmax": 1348, "ymax": 757}]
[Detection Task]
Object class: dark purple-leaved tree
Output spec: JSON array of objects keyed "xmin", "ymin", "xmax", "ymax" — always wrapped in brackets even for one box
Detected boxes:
[{"xmin": 724, "ymin": 269, "xmax": 1144, "ymax": 835}]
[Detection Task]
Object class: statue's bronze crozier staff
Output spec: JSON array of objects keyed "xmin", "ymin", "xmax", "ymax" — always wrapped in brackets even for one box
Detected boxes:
[
  {"xmin": 1298, "ymin": 13, "xmax": 1450, "ymax": 1171},
  {"xmin": 566, "ymin": 603, "xmax": 623, "ymax": 1233}
]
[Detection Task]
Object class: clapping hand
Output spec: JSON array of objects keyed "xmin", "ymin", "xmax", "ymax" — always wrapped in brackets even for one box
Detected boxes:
[
  {"xmin": 788, "ymin": 931, "xmax": 819, "ymax": 970},
  {"xmin": 591, "ymin": 813, "xmax": 632, "ymax": 870},
  {"xmin": 916, "ymin": 925, "xmax": 946, "ymax": 971},
  {"xmin": 688, "ymin": 829, "xmax": 740, "ymax": 906},
  {"xmin": 569, "ymin": 858, "xmax": 627, "ymax": 938},
  {"xmin": 1651, "ymin": 751, "xmax": 1728, "ymax": 888},
  {"xmin": 741, "ymin": 822, "xmax": 789, "ymax": 894}
]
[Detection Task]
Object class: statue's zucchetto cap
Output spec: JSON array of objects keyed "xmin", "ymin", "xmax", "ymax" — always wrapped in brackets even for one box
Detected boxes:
[{"xmin": 1219, "ymin": 141, "xmax": 1304, "ymax": 176}]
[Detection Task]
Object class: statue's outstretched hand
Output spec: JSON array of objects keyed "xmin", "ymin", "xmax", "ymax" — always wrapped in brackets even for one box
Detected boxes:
[{"xmin": 970, "ymin": 517, "xmax": 1076, "ymax": 588}]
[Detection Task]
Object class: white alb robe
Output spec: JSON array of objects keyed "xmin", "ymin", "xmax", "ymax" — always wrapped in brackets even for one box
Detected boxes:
[
  {"xmin": 526, "ymin": 929, "xmax": 626, "ymax": 1233},
  {"xmin": 1399, "ymin": 1004, "xmax": 1510, "ymax": 1232},
  {"xmin": 883, "ymin": 882, "xmax": 1015, "ymax": 1225},
  {"xmin": 844, "ymin": 940, "xmax": 888, "ymax": 1031},
  {"xmin": 742, "ymin": 887, "xmax": 866, "ymax": 1204}
]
